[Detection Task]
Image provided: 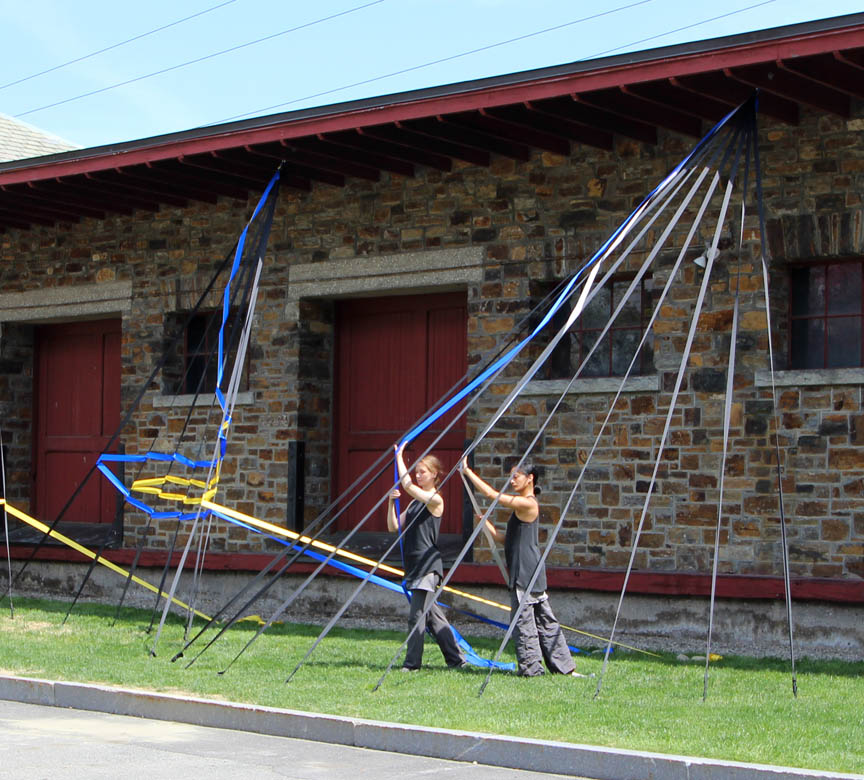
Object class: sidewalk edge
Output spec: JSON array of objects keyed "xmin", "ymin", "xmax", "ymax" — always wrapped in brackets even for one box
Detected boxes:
[{"xmin": 0, "ymin": 675, "xmax": 859, "ymax": 780}]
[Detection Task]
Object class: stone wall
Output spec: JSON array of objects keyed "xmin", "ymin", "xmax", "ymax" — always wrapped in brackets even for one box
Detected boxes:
[{"xmin": 0, "ymin": 100, "xmax": 863, "ymax": 583}]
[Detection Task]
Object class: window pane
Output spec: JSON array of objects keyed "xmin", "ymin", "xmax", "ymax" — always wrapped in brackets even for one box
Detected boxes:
[
  {"xmin": 551, "ymin": 275, "xmax": 652, "ymax": 379},
  {"xmin": 790, "ymin": 267, "xmax": 824, "ymax": 316},
  {"xmin": 611, "ymin": 329, "xmax": 641, "ymax": 376},
  {"xmin": 578, "ymin": 331, "xmax": 609, "ymax": 377},
  {"xmin": 205, "ymin": 363, "xmax": 219, "ymax": 393},
  {"xmin": 613, "ymin": 281, "xmax": 641, "ymax": 326},
  {"xmin": 790, "ymin": 319, "xmax": 824, "ymax": 369},
  {"xmin": 185, "ymin": 354, "xmax": 207, "ymax": 394},
  {"xmin": 581, "ymin": 287, "xmax": 610, "ymax": 329},
  {"xmin": 827, "ymin": 317, "xmax": 861, "ymax": 368},
  {"xmin": 828, "ymin": 264, "xmax": 861, "ymax": 315},
  {"xmin": 187, "ymin": 314, "xmax": 208, "ymax": 352},
  {"xmin": 544, "ymin": 331, "xmax": 572, "ymax": 380}
]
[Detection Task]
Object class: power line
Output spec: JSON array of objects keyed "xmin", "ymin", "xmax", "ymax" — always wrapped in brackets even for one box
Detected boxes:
[
  {"xmin": 216, "ymin": 0, "xmax": 656, "ymax": 123},
  {"xmin": 216, "ymin": 0, "xmax": 775, "ymax": 125},
  {"xmin": 14, "ymin": 0, "xmax": 386, "ymax": 119},
  {"xmin": 584, "ymin": 0, "xmax": 776, "ymax": 59},
  {"xmin": 0, "ymin": 0, "xmax": 239, "ymax": 92},
  {"xmin": 11, "ymin": 0, "xmax": 779, "ymax": 131}
]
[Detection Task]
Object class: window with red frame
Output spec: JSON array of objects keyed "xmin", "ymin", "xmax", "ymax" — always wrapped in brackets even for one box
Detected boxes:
[{"xmin": 789, "ymin": 260, "xmax": 864, "ymax": 369}]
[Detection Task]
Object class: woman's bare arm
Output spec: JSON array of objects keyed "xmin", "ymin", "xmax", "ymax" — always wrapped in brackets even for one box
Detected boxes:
[
  {"xmin": 386, "ymin": 490, "xmax": 404, "ymax": 532},
  {"xmin": 395, "ymin": 444, "xmax": 443, "ymax": 515},
  {"xmin": 460, "ymin": 459, "xmax": 536, "ymax": 520}
]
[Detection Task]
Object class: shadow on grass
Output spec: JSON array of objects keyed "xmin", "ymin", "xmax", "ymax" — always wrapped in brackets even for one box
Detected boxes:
[
  {"xmin": 7, "ymin": 597, "xmax": 862, "ymax": 679},
  {"xmin": 580, "ymin": 645, "xmax": 864, "ymax": 678}
]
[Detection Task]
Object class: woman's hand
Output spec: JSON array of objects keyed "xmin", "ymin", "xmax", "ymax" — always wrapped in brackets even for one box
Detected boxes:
[{"xmin": 386, "ymin": 488, "xmax": 402, "ymax": 532}]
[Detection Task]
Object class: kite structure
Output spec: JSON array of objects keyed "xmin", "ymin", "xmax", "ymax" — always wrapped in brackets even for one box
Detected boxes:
[{"xmin": 1, "ymin": 93, "xmax": 796, "ymax": 699}]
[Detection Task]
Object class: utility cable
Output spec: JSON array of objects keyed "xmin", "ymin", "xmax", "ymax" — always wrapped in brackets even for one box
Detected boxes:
[
  {"xmin": 217, "ymin": 0, "xmax": 654, "ymax": 122},
  {"xmin": 582, "ymin": 0, "xmax": 776, "ymax": 61},
  {"xmin": 217, "ymin": 1, "xmax": 774, "ymax": 125},
  {"xmin": 0, "ymin": 0, "xmax": 239, "ymax": 92},
  {"xmin": 15, "ymin": 1, "xmax": 386, "ymax": 118}
]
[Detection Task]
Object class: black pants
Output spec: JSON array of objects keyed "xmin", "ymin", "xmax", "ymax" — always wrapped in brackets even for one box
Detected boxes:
[
  {"xmin": 510, "ymin": 589, "xmax": 575, "ymax": 677},
  {"xmin": 403, "ymin": 588, "xmax": 465, "ymax": 669}
]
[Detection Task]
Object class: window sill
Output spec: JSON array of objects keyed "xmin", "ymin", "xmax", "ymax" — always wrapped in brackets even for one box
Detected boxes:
[
  {"xmin": 522, "ymin": 375, "xmax": 659, "ymax": 396},
  {"xmin": 754, "ymin": 368, "xmax": 864, "ymax": 388},
  {"xmin": 153, "ymin": 391, "xmax": 255, "ymax": 408}
]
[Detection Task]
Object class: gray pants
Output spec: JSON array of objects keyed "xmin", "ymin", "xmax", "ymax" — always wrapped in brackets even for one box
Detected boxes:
[
  {"xmin": 509, "ymin": 589, "xmax": 575, "ymax": 677},
  {"xmin": 403, "ymin": 587, "xmax": 465, "ymax": 670}
]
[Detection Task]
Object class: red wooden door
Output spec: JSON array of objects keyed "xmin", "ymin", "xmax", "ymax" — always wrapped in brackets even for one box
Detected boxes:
[
  {"xmin": 33, "ymin": 319, "xmax": 121, "ymax": 525},
  {"xmin": 334, "ymin": 292, "xmax": 467, "ymax": 533}
]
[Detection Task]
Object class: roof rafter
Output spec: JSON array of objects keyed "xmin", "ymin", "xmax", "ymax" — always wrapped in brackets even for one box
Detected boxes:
[
  {"xmin": 725, "ymin": 63, "xmax": 850, "ymax": 116},
  {"xmin": 488, "ymin": 104, "xmax": 613, "ymax": 151},
  {"xmin": 307, "ymin": 134, "xmax": 415, "ymax": 177},
  {"xmin": 414, "ymin": 116, "xmax": 532, "ymax": 161},
  {"xmin": 536, "ymin": 97, "xmax": 657, "ymax": 145},
  {"xmin": 276, "ymin": 141, "xmax": 381, "ymax": 181}
]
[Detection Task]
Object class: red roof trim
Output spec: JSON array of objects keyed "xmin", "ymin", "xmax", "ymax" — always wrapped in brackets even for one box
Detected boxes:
[{"xmin": 1, "ymin": 23, "xmax": 862, "ymax": 187}]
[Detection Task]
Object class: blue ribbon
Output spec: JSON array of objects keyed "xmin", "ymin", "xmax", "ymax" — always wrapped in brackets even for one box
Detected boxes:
[
  {"xmin": 208, "ymin": 505, "xmax": 515, "ymax": 670},
  {"xmin": 400, "ymin": 102, "xmax": 741, "ymax": 448},
  {"xmin": 97, "ymin": 170, "xmax": 281, "ymax": 517}
]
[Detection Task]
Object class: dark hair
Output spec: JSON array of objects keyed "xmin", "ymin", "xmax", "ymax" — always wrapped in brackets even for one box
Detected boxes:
[{"xmin": 513, "ymin": 461, "xmax": 542, "ymax": 495}]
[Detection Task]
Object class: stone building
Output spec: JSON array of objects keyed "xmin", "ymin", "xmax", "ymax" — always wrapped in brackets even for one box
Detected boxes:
[{"xmin": 1, "ymin": 14, "xmax": 862, "ymax": 658}]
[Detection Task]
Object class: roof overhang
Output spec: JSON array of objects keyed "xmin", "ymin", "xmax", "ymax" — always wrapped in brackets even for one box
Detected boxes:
[{"xmin": 1, "ymin": 12, "xmax": 863, "ymax": 232}]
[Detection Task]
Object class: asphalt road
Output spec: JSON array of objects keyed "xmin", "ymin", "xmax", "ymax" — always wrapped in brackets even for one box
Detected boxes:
[{"xmin": 0, "ymin": 699, "xmax": 579, "ymax": 780}]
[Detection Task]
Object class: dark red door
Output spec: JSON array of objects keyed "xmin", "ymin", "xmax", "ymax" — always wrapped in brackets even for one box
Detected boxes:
[
  {"xmin": 334, "ymin": 292, "xmax": 467, "ymax": 533},
  {"xmin": 33, "ymin": 319, "xmax": 121, "ymax": 525}
]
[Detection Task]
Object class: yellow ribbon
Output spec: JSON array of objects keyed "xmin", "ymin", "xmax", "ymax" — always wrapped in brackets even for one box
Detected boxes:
[
  {"xmin": 1, "ymin": 498, "xmax": 211, "ymax": 621},
  {"xmin": 202, "ymin": 499, "xmax": 659, "ymax": 657},
  {"xmin": 0, "ymin": 497, "xmax": 656, "ymax": 655}
]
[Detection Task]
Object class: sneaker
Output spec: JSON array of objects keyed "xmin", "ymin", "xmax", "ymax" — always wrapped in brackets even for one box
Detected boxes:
[
  {"xmin": 570, "ymin": 671, "xmax": 596, "ymax": 678},
  {"xmin": 400, "ymin": 666, "xmax": 419, "ymax": 672},
  {"xmin": 448, "ymin": 661, "xmax": 469, "ymax": 669}
]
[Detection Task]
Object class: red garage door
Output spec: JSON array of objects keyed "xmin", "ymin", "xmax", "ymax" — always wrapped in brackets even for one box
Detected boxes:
[
  {"xmin": 334, "ymin": 292, "xmax": 467, "ymax": 534},
  {"xmin": 33, "ymin": 319, "xmax": 121, "ymax": 527}
]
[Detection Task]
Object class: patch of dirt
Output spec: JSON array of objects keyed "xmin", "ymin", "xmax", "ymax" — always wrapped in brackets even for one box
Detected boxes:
[{"xmin": 0, "ymin": 619, "xmax": 53, "ymax": 632}]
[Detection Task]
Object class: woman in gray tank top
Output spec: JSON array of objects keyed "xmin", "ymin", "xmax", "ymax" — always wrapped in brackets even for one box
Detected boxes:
[{"xmin": 461, "ymin": 459, "xmax": 589, "ymax": 678}]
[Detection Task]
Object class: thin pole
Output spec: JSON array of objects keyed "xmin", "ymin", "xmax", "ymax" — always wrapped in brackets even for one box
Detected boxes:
[{"xmin": 1, "ymin": 425, "xmax": 13, "ymax": 618}]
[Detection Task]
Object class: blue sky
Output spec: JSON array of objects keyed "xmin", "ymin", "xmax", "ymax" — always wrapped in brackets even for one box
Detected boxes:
[{"xmin": 1, "ymin": 0, "xmax": 861, "ymax": 149}]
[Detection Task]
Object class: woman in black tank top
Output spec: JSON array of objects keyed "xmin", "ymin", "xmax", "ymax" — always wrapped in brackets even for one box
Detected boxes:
[
  {"xmin": 386, "ymin": 443, "xmax": 465, "ymax": 671},
  {"xmin": 461, "ymin": 459, "xmax": 587, "ymax": 678}
]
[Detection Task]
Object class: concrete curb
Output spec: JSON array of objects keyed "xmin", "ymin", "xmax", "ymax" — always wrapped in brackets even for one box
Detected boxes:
[{"xmin": 0, "ymin": 674, "xmax": 860, "ymax": 780}]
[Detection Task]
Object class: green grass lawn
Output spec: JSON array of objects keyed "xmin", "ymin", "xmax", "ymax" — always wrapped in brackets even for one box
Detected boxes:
[{"xmin": 0, "ymin": 597, "xmax": 861, "ymax": 774}]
